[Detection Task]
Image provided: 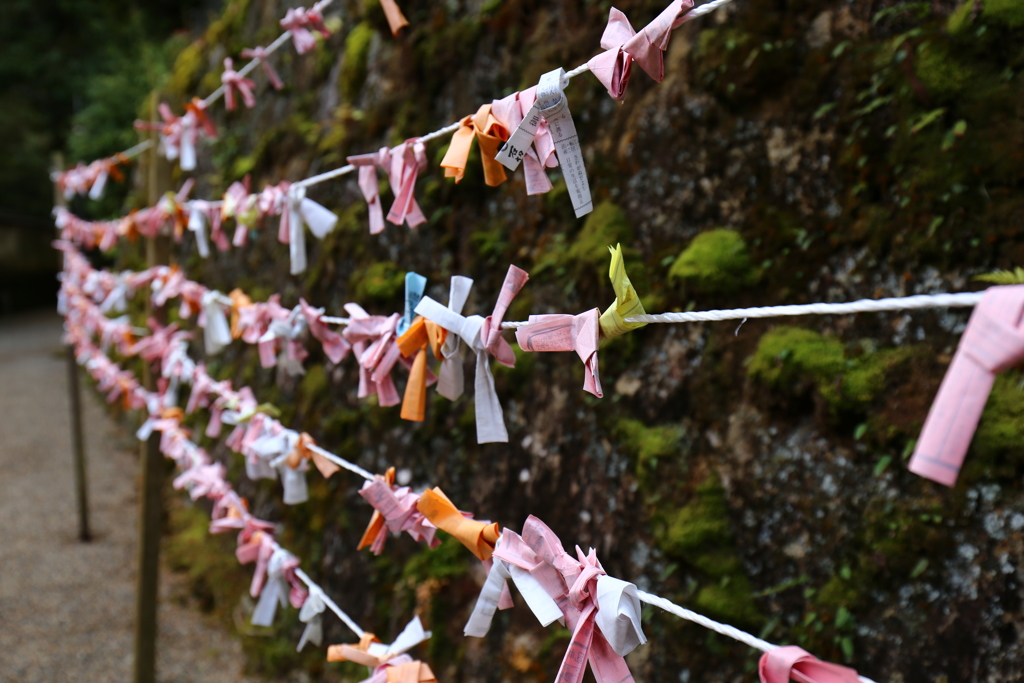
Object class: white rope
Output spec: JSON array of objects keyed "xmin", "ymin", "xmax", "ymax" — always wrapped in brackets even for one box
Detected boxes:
[
  {"xmin": 69, "ymin": 0, "xmax": 739, "ymax": 193},
  {"xmin": 292, "ymin": 121, "xmax": 465, "ymax": 189},
  {"xmin": 687, "ymin": 0, "xmax": 737, "ymax": 20},
  {"xmin": 299, "ymin": 292, "xmax": 989, "ymax": 331},
  {"xmin": 91, "ymin": 0, "xmax": 335, "ymax": 163},
  {"xmin": 497, "ymin": 291, "xmax": 984, "ymax": 329},
  {"xmin": 307, "ymin": 443, "xmax": 375, "ymax": 481},
  {"xmin": 69, "ymin": 292, "xmax": 884, "ymax": 679},
  {"xmin": 637, "ymin": 590, "xmax": 775, "ymax": 651},
  {"xmin": 201, "ymin": 30, "xmax": 295, "ymax": 107},
  {"xmin": 120, "ymin": 139, "xmax": 154, "ymax": 159},
  {"xmin": 66, "ymin": 241, "xmax": 988, "ymax": 346},
  {"xmin": 624, "ymin": 292, "xmax": 985, "ymax": 324},
  {"xmin": 293, "ymin": 566, "xmax": 366, "ymax": 638},
  {"xmin": 293, "ymin": 164, "xmax": 355, "ymax": 189},
  {"xmin": 637, "ymin": 591, "xmax": 878, "ymax": 683},
  {"xmin": 564, "ymin": 63, "xmax": 590, "ymax": 79},
  {"xmin": 419, "ymin": 120, "xmax": 465, "ymax": 144}
]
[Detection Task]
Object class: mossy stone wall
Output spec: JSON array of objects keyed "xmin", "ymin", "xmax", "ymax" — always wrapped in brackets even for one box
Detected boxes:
[{"xmin": 121, "ymin": 0, "xmax": 1024, "ymax": 680}]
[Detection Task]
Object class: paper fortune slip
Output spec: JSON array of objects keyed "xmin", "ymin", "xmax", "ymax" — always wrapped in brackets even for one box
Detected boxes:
[{"xmin": 496, "ymin": 68, "xmax": 592, "ymax": 218}]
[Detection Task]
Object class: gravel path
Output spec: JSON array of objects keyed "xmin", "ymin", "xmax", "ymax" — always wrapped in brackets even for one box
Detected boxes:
[{"xmin": 0, "ymin": 311, "xmax": 256, "ymax": 683}]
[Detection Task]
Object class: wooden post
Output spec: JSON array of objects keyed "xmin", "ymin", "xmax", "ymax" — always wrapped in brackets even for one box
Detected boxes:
[
  {"xmin": 54, "ymin": 152, "xmax": 92, "ymax": 543},
  {"xmin": 134, "ymin": 92, "xmax": 172, "ymax": 683},
  {"xmin": 66, "ymin": 345, "xmax": 92, "ymax": 541}
]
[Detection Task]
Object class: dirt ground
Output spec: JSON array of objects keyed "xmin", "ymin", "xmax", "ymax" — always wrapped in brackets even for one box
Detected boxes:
[{"xmin": 0, "ymin": 311, "xmax": 257, "ymax": 683}]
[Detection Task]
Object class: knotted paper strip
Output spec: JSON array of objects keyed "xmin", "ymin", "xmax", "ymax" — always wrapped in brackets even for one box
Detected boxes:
[
  {"xmin": 386, "ymin": 139, "xmax": 428, "ymax": 228},
  {"xmin": 515, "ymin": 308, "xmax": 603, "ymax": 397},
  {"xmin": 251, "ymin": 546, "xmax": 308, "ymax": 627},
  {"xmin": 229, "ymin": 289, "xmax": 253, "ymax": 339},
  {"xmin": 299, "ymin": 298, "xmax": 351, "ymax": 364},
  {"xmin": 600, "ymin": 243, "xmax": 647, "ymax": 338},
  {"xmin": 380, "ymin": 0, "xmax": 409, "ymax": 35},
  {"xmin": 187, "ymin": 201, "xmax": 215, "ymax": 258},
  {"xmin": 492, "ymin": 86, "xmax": 559, "ymax": 195},
  {"xmin": 221, "ymin": 179, "xmax": 258, "ymax": 247},
  {"xmin": 254, "ymin": 428, "xmax": 310, "ymax": 504},
  {"xmin": 493, "ymin": 517, "xmax": 645, "ymax": 683},
  {"xmin": 435, "ymin": 276, "xmax": 473, "ymax": 401},
  {"xmin": 358, "ymin": 468, "xmax": 396, "ymax": 553},
  {"xmin": 396, "ymin": 315, "xmax": 445, "ymax": 422},
  {"xmin": 587, "ymin": 1, "xmax": 694, "ymax": 100},
  {"xmin": 908, "ymin": 285, "xmax": 1024, "ymax": 486},
  {"xmin": 222, "ymin": 57, "xmax": 257, "ymax": 110},
  {"xmin": 758, "ymin": 646, "xmax": 861, "ymax": 683},
  {"xmin": 343, "ymin": 305, "xmax": 402, "ymax": 407},
  {"xmin": 416, "ymin": 487, "xmax": 499, "ymax": 561},
  {"xmin": 241, "ymin": 45, "xmax": 284, "ymax": 90},
  {"xmin": 415, "ymin": 264, "xmax": 529, "ymax": 443},
  {"xmin": 280, "ymin": 5, "xmax": 331, "ymax": 54},
  {"xmin": 287, "ymin": 186, "xmax": 338, "ymax": 275},
  {"xmin": 536, "ymin": 68, "xmax": 593, "ymax": 218},
  {"xmin": 347, "ymin": 148, "xmax": 390, "ymax": 234},
  {"xmin": 358, "ymin": 469, "xmax": 440, "ymax": 554},
  {"xmin": 297, "ymin": 590, "xmax": 326, "ymax": 651},
  {"xmin": 201, "ymin": 290, "xmax": 233, "ymax": 355},
  {"xmin": 464, "ymin": 531, "xmax": 561, "ymax": 638},
  {"xmin": 327, "ymin": 617, "xmax": 434, "ymax": 682},
  {"xmin": 399, "ymin": 272, "xmax": 427, "ymax": 336},
  {"xmin": 440, "ymin": 104, "xmax": 509, "ymax": 187}
]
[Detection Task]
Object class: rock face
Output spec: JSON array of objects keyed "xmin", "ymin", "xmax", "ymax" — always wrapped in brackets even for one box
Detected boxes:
[{"xmin": 146, "ymin": 0, "xmax": 1024, "ymax": 680}]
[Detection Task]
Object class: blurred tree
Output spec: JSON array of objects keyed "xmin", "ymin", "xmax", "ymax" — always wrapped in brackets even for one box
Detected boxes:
[
  {"xmin": 0, "ymin": 0, "xmax": 210, "ymax": 313},
  {"xmin": 0, "ymin": 0, "xmax": 211, "ymax": 214}
]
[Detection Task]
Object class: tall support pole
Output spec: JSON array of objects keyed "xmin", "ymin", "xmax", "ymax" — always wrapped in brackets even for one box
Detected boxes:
[
  {"xmin": 133, "ymin": 92, "xmax": 171, "ymax": 683},
  {"xmin": 54, "ymin": 152, "xmax": 91, "ymax": 543},
  {"xmin": 66, "ymin": 345, "xmax": 91, "ymax": 541}
]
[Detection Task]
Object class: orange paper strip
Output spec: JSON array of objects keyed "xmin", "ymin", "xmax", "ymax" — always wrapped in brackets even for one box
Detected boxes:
[
  {"xmin": 439, "ymin": 104, "xmax": 509, "ymax": 187},
  {"xmin": 396, "ymin": 317, "xmax": 432, "ymax": 422},
  {"xmin": 228, "ymin": 288, "xmax": 253, "ymax": 339},
  {"xmin": 416, "ymin": 488, "xmax": 500, "ymax": 561},
  {"xmin": 380, "ymin": 0, "xmax": 409, "ymax": 36}
]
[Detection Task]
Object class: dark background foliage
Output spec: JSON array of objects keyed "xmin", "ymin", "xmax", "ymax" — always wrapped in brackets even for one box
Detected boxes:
[{"xmin": 0, "ymin": 0, "xmax": 208, "ymax": 311}]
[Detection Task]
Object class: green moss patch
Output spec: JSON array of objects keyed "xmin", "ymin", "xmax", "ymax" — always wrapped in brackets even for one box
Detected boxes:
[
  {"xmin": 350, "ymin": 260, "xmax": 406, "ymax": 302},
  {"xmin": 662, "ymin": 474, "xmax": 732, "ymax": 559},
  {"xmin": 669, "ymin": 229, "xmax": 759, "ymax": 292},
  {"xmin": 748, "ymin": 327, "xmax": 915, "ymax": 412},
  {"xmin": 973, "ymin": 371, "xmax": 1024, "ymax": 461},
  {"xmin": 565, "ymin": 201, "xmax": 633, "ymax": 274},
  {"xmin": 616, "ymin": 418, "xmax": 688, "ymax": 481},
  {"xmin": 341, "ymin": 22, "xmax": 376, "ymax": 100},
  {"xmin": 915, "ymin": 42, "xmax": 973, "ymax": 99},
  {"xmin": 946, "ymin": 1, "xmax": 976, "ymax": 34},
  {"xmin": 695, "ymin": 576, "xmax": 763, "ymax": 626},
  {"xmin": 659, "ymin": 473, "xmax": 762, "ymax": 625},
  {"xmin": 982, "ymin": 0, "xmax": 1024, "ymax": 27}
]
